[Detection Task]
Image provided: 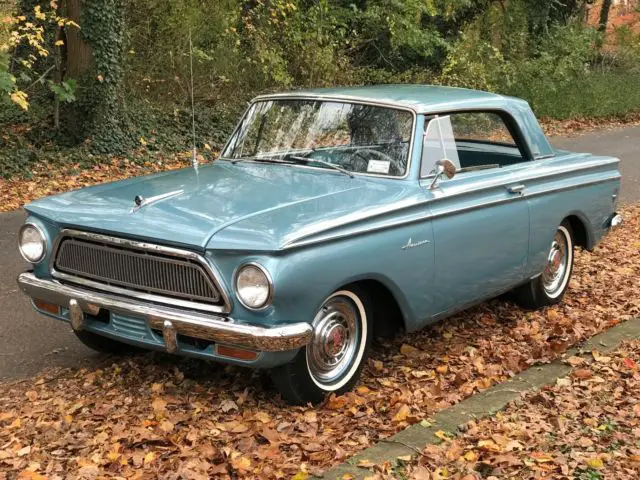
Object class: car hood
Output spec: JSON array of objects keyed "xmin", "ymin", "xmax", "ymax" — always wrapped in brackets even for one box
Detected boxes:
[{"xmin": 25, "ymin": 161, "xmax": 418, "ymax": 251}]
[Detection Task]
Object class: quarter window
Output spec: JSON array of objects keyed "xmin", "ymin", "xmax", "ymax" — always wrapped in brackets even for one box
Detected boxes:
[{"xmin": 421, "ymin": 112, "xmax": 527, "ymax": 177}]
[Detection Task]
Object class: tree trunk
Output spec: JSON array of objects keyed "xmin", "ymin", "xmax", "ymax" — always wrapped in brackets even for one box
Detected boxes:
[
  {"xmin": 598, "ymin": 0, "xmax": 613, "ymax": 33},
  {"xmin": 64, "ymin": 0, "xmax": 92, "ymax": 78}
]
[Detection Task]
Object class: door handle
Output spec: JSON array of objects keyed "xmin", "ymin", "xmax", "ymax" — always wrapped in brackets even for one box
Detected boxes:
[{"xmin": 507, "ymin": 184, "xmax": 525, "ymax": 195}]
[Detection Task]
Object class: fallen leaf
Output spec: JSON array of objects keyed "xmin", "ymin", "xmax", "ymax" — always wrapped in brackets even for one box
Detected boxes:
[
  {"xmin": 592, "ymin": 351, "xmax": 611, "ymax": 363},
  {"xmin": 463, "ymin": 450, "xmax": 477, "ymax": 461},
  {"xmin": 254, "ymin": 411, "xmax": 271, "ymax": 423},
  {"xmin": 530, "ymin": 451, "xmax": 554, "ymax": 463},
  {"xmin": 17, "ymin": 445, "xmax": 31, "ymax": 457},
  {"xmin": 220, "ymin": 399, "xmax": 238, "ymax": 413},
  {"xmin": 151, "ymin": 397, "xmax": 167, "ymax": 412},
  {"xmin": 231, "ymin": 455, "xmax": 251, "ymax": 471},
  {"xmin": 572, "ymin": 368, "xmax": 592, "ymax": 379},
  {"xmin": 144, "ymin": 451, "xmax": 156, "ymax": 465},
  {"xmin": 566, "ymin": 356, "xmax": 584, "ymax": 366},
  {"xmin": 392, "ymin": 404, "xmax": 410, "ymax": 422},
  {"xmin": 400, "ymin": 344, "xmax": 421, "ymax": 357},
  {"xmin": 586, "ymin": 457, "xmax": 604, "ymax": 469},
  {"xmin": 477, "ymin": 439, "xmax": 501, "ymax": 452},
  {"xmin": 159, "ymin": 420, "xmax": 174, "ymax": 433}
]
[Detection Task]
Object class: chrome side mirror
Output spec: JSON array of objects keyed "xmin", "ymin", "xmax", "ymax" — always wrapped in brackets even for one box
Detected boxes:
[{"xmin": 429, "ymin": 159, "xmax": 456, "ymax": 190}]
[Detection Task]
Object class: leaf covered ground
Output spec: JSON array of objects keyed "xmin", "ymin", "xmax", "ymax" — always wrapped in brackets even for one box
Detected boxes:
[
  {"xmin": 0, "ymin": 153, "xmax": 198, "ymax": 213},
  {"xmin": 399, "ymin": 339, "xmax": 640, "ymax": 480},
  {"xmin": 0, "ymin": 208, "xmax": 637, "ymax": 480}
]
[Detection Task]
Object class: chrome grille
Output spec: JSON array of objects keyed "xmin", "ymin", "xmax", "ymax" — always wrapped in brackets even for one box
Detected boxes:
[{"xmin": 54, "ymin": 237, "xmax": 223, "ymax": 305}]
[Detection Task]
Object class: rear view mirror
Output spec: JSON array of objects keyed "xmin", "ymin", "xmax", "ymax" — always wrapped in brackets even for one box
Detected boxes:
[
  {"xmin": 429, "ymin": 158, "xmax": 457, "ymax": 189},
  {"xmin": 439, "ymin": 158, "xmax": 456, "ymax": 179}
]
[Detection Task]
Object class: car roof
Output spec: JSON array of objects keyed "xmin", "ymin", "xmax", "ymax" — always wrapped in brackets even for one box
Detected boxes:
[{"xmin": 254, "ymin": 84, "xmax": 512, "ymax": 114}]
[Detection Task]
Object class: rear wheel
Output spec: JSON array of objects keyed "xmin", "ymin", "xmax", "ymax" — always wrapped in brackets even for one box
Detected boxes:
[
  {"xmin": 514, "ymin": 220, "xmax": 574, "ymax": 309},
  {"xmin": 270, "ymin": 286, "xmax": 372, "ymax": 405},
  {"xmin": 73, "ymin": 329, "xmax": 141, "ymax": 355}
]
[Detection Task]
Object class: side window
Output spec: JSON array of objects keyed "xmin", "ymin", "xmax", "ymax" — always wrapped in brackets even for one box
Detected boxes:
[{"xmin": 421, "ymin": 112, "xmax": 527, "ymax": 177}]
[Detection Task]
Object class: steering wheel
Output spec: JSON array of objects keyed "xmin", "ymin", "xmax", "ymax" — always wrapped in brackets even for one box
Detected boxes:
[{"xmin": 345, "ymin": 148, "xmax": 398, "ymax": 175}]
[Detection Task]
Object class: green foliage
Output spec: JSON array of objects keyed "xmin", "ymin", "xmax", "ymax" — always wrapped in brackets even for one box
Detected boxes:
[
  {"xmin": 76, "ymin": 0, "xmax": 130, "ymax": 153},
  {"xmin": 1, "ymin": 2, "xmax": 78, "ymax": 110},
  {"xmin": 439, "ymin": 2, "xmax": 600, "ymax": 95},
  {"xmin": 48, "ymin": 78, "xmax": 75, "ymax": 103},
  {"xmin": 2, "ymin": 0, "xmax": 640, "ymax": 180},
  {"xmin": 534, "ymin": 72, "xmax": 640, "ymax": 119}
]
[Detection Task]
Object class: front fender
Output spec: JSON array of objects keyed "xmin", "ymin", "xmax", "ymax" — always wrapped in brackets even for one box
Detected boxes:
[{"xmin": 254, "ymin": 216, "xmax": 435, "ymax": 332}]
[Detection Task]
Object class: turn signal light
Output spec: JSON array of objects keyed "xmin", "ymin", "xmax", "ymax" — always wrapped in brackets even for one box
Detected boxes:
[
  {"xmin": 34, "ymin": 299, "xmax": 60, "ymax": 315},
  {"xmin": 216, "ymin": 345, "xmax": 258, "ymax": 361}
]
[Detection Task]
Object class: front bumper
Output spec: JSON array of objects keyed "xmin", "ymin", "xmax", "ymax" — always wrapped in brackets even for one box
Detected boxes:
[{"xmin": 17, "ymin": 272, "xmax": 312, "ymax": 354}]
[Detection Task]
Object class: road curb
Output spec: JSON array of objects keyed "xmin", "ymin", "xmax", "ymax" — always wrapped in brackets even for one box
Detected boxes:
[{"xmin": 319, "ymin": 317, "xmax": 640, "ymax": 479}]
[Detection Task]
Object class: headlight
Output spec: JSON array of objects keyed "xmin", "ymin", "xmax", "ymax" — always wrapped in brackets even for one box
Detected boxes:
[
  {"xmin": 18, "ymin": 223, "xmax": 46, "ymax": 263},
  {"xmin": 235, "ymin": 263, "xmax": 272, "ymax": 309}
]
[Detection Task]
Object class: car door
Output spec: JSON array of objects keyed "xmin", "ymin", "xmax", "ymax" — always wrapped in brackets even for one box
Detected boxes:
[{"xmin": 419, "ymin": 112, "xmax": 531, "ymax": 317}]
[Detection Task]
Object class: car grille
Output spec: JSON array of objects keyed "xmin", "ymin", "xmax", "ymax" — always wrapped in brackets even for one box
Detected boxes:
[{"xmin": 53, "ymin": 237, "xmax": 223, "ymax": 306}]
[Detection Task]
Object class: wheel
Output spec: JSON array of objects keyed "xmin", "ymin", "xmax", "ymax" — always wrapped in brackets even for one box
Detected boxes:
[
  {"xmin": 270, "ymin": 286, "xmax": 373, "ymax": 405},
  {"xmin": 73, "ymin": 329, "xmax": 142, "ymax": 354},
  {"xmin": 513, "ymin": 220, "xmax": 574, "ymax": 309}
]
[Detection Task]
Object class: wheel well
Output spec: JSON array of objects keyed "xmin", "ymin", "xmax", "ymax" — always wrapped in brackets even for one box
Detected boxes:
[
  {"xmin": 564, "ymin": 215, "xmax": 589, "ymax": 249},
  {"xmin": 348, "ymin": 279, "xmax": 405, "ymax": 339}
]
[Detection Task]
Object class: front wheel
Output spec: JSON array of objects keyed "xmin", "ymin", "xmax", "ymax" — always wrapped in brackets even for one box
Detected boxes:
[
  {"xmin": 270, "ymin": 286, "xmax": 373, "ymax": 405},
  {"xmin": 514, "ymin": 221, "xmax": 575, "ymax": 309}
]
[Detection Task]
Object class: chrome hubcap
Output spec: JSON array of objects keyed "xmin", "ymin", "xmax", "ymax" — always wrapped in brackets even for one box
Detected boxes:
[
  {"xmin": 542, "ymin": 230, "xmax": 569, "ymax": 295},
  {"xmin": 307, "ymin": 296, "xmax": 360, "ymax": 386}
]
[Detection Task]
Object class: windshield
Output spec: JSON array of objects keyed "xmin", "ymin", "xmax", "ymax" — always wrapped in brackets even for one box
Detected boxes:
[{"xmin": 222, "ymin": 99, "xmax": 414, "ymax": 177}]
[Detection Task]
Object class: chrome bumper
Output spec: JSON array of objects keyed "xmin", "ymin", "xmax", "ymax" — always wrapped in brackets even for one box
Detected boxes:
[{"xmin": 17, "ymin": 272, "xmax": 312, "ymax": 352}]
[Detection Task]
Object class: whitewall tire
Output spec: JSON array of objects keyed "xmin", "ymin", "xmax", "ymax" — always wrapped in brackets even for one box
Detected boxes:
[
  {"xmin": 514, "ymin": 220, "xmax": 575, "ymax": 309},
  {"xmin": 270, "ymin": 286, "xmax": 372, "ymax": 405}
]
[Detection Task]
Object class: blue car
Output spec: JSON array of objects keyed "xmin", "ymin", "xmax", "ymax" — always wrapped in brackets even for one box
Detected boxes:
[{"xmin": 17, "ymin": 85, "xmax": 623, "ymax": 404}]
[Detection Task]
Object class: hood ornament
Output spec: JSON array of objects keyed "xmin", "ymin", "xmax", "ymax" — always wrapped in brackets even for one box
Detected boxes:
[{"xmin": 130, "ymin": 190, "xmax": 184, "ymax": 213}]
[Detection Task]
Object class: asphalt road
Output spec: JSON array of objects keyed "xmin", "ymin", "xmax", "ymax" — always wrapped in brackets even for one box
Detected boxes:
[{"xmin": 0, "ymin": 126, "xmax": 638, "ymax": 381}]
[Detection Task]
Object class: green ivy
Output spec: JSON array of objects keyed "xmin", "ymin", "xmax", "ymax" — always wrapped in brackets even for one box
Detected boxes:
[{"xmin": 78, "ymin": 0, "xmax": 131, "ymax": 154}]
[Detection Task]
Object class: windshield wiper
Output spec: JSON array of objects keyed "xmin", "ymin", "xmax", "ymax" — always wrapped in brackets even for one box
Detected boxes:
[
  {"xmin": 229, "ymin": 156, "xmax": 257, "ymax": 164},
  {"xmin": 230, "ymin": 155, "xmax": 355, "ymax": 178},
  {"xmin": 284, "ymin": 155, "xmax": 354, "ymax": 178}
]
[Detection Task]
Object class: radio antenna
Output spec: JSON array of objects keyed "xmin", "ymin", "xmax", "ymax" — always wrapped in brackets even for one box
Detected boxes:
[{"xmin": 188, "ymin": 29, "xmax": 198, "ymax": 172}]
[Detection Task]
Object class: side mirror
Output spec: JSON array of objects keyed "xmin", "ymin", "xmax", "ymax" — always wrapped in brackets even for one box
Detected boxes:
[{"xmin": 429, "ymin": 158, "xmax": 456, "ymax": 190}]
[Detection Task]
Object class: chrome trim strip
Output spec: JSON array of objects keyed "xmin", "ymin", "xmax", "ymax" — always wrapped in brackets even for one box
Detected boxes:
[
  {"xmin": 50, "ymin": 229, "xmax": 233, "ymax": 314},
  {"xmin": 422, "ymin": 154, "xmax": 618, "ymax": 183},
  {"xmin": 281, "ymin": 196, "xmax": 421, "ymax": 249},
  {"xmin": 253, "ymin": 93, "xmax": 421, "ymax": 113},
  {"xmin": 282, "ymin": 174, "xmax": 621, "ymax": 249},
  {"xmin": 253, "ymin": 91, "xmax": 513, "ymax": 116},
  {"xmin": 18, "ymin": 272, "xmax": 312, "ymax": 352},
  {"xmin": 233, "ymin": 262, "xmax": 274, "ymax": 311},
  {"xmin": 52, "ymin": 271, "xmax": 226, "ymax": 314},
  {"xmin": 219, "ymin": 95, "xmax": 418, "ymax": 180},
  {"xmin": 18, "ymin": 222, "xmax": 47, "ymax": 264},
  {"xmin": 523, "ymin": 174, "xmax": 621, "ymax": 199}
]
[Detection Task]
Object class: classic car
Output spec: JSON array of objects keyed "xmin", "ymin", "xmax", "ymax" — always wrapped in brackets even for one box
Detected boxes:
[{"xmin": 17, "ymin": 85, "xmax": 623, "ymax": 404}]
